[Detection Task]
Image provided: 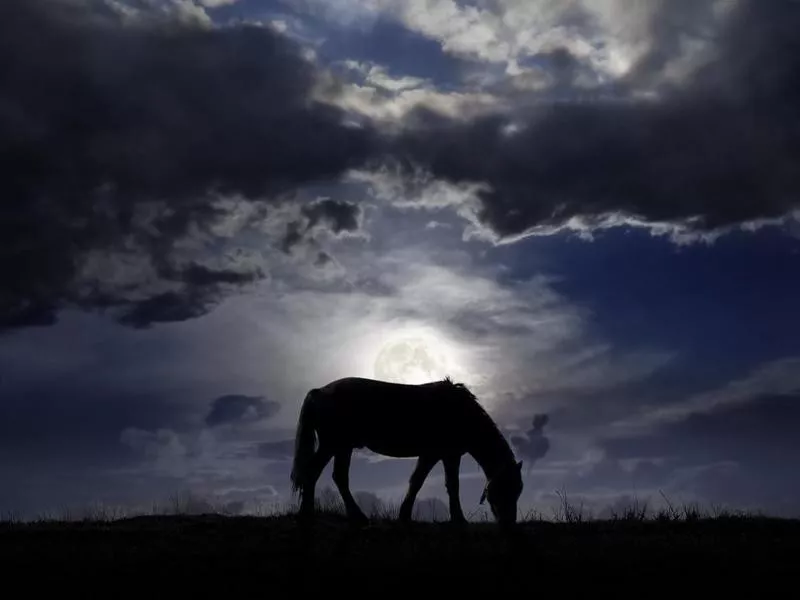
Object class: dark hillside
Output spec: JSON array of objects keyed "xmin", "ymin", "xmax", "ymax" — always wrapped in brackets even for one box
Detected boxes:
[{"xmin": 2, "ymin": 510, "xmax": 798, "ymax": 593}]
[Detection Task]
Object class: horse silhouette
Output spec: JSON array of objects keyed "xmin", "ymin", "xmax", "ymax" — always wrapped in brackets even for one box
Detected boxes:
[{"xmin": 290, "ymin": 376, "xmax": 523, "ymax": 526}]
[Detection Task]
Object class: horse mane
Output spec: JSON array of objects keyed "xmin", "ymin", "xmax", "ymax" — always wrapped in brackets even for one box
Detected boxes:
[
  {"xmin": 436, "ymin": 375, "xmax": 478, "ymax": 402},
  {"xmin": 435, "ymin": 377, "xmax": 507, "ymax": 440},
  {"xmin": 435, "ymin": 376, "xmax": 517, "ymax": 468}
]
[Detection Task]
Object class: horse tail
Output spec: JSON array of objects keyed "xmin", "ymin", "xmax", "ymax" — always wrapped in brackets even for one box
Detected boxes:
[{"xmin": 290, "ymin": 388, "xmax": 321, "ymax": 498}]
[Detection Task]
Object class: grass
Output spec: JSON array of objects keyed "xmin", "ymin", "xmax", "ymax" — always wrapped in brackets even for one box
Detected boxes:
[{"xmin": 2, "ymin": 490, "xmax": 799, "ymax": 592}]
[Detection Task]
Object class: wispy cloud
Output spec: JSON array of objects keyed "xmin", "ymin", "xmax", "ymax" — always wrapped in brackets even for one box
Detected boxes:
[{"xmin": 611, "ymin": 356, "xmax": 800, "ymax": 433}]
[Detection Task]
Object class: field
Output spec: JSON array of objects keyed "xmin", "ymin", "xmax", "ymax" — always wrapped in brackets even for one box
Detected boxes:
[{"xmin": 2, "ymin": 497, "xmax": 799, "ymax": 593}]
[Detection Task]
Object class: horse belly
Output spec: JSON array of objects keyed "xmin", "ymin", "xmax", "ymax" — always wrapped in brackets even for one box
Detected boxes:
[
  {"xmin": 362, "ymin": 438, "xmax": 427, "ymax": 458},
  {"xmin": 359, "ymin": 422, "xmax": 455, "ymax": 458}
]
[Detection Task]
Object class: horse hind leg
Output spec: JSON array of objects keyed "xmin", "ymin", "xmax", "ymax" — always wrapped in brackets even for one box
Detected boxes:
[
  {"xmin": 332, "ymin": 449, "xmax": 368, "ymax": 525},
  {"xmin": 299, "ymin": 446, "xmax": 334, "ymax": 519}
]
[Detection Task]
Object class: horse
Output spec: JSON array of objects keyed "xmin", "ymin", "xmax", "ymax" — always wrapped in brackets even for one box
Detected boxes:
[{"xmin": 289, "ymin": 376, "xmax": 524, "ymax": 526}]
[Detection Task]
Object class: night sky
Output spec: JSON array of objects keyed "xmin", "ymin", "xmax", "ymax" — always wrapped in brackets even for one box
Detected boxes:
[{"xmin": 2, "ymin": 0, "xmax": 800, "ymax": 520}]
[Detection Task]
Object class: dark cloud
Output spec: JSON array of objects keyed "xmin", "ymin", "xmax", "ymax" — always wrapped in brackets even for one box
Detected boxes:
[
  {"xmin": 6, "ymin": 0, "xmax": 799, "ymax": 336},
  {"xmin": 0, "ymin": 385, "xmax": 190, "ymax": 465},
  {"xmin": 604, "ymin": 393, "xmax": 800, "ymax": 468},
  {"xmin": 393, "ymin": 0, "xmax": 800, "ymax": 240},
  {"xmin": 205, "ymin": 394, "xmax": 280, "ymax": 428},
  {"xmin": 516, "ymin": 46, "xmax": 588, "ymax": 92},
  {"xmin": 280, "ymin": 197, "xmax": 362, "ymax": 253},
  {"xmin": 256, "ymin": 439, "xmax": 295, "ymax": 460},
  {"xmin": 511, "ymin": 414, "xmax": 551, "ymax": 466},
  {"xmin": 314, "ymin": 251, "xmax": 333, "ymax": 267},
  {"xmin": 109, "ymin": 262, "xmax": 265, "ymax": 328},
  {"xmin": 303, "ymin": 198, "xmax": 362, "ymax": 234},
  {"xmin": 628, "ymin": 0, "xmax": 725, "ymax": 87},
  {"xmin": 113, "ymin": 290, "xmax": 213, "ymax": 329},
  {"xmin": 599, "ymin": 393, "xmax": 800, "ymax": 516},
  {"xmin": 0, "ymin": 0, "xmax": 377, "ymax": 332}
]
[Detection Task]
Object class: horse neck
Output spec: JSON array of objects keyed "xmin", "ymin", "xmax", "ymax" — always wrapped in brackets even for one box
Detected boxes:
[{"xmin": 467, "ymin": 409, "xmax": 515, "ymax": 480}]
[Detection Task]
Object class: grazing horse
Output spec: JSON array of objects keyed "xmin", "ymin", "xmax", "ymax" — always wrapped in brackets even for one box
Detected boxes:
[{"xmin": 290, "ymin": 376, "xmax": 523, "ymax": 526}]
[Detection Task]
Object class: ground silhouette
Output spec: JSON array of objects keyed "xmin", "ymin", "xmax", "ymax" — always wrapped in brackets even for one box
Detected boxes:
[{"xmin": 2, "ymin": 503, "xmax": 798, "ymax": 592}]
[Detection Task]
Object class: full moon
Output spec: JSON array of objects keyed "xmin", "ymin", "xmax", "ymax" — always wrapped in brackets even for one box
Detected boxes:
[{"xmin": 373, "ymin": 336, "xmax": 451, "ymax": 384}]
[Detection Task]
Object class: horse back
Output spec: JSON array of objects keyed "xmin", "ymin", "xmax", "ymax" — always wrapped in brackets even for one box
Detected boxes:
[{"xmin": 311, "ymin": 377, "xmax": 477, "ymax": 456}]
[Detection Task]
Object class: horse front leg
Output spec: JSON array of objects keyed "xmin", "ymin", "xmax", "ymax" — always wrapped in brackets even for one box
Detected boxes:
[
  {"xmin": 332, "ymin": 449, "xmax": 368, "ymax": 525},
  {"xmin": 399, "ymin": 455, "xmax": 438, "ymax": 523},
  {"xmin": 443, "ymin": 454, "xmax": 467, "ymax": 525}
]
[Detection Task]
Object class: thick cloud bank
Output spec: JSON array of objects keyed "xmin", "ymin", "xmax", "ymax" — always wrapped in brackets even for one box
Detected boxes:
[
  {"xmin": 0, "ymin": 0, "xmax": 376, "ymax": 331},
  {"xmin": 3, "ymin": 0, "xmax": 799, "ymax": 333},
  {"xmin": 392, "ymin": 0, "xmax": 800, "ymax": 241}
]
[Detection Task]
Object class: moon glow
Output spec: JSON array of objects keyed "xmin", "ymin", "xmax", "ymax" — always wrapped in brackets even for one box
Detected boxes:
[{"xmin": 373, "ymin": 335, "xmax": 452, "ymax": 384}]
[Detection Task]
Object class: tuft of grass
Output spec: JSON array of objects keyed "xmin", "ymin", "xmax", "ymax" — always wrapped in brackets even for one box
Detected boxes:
[
  {"xmin": 553, "ymin": 486, "xmax": 590, "ymax": 523},
  {"xmin": 0, "ymin": 485, "xmax": 792, "ymax": 530},
  {"xmin": 609, "ymin": 497, "xmax": 650, "ymax": 522}
]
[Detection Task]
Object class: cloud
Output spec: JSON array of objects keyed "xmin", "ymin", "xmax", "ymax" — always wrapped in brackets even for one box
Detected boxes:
[
  {"xmin": 198, "ymin": 0, "xmax": 240, "ymax": 7},
  {"xmin": 0, "ymin": 382, "xmax": 190, "ymax": 469},
  {"xmin": 290, "ymin": 0, "xmax": 724, "ymax": 88},
  {"xmin": 345, "ymin": 162, "xmax": 487, "ymax": 213},
  {"xmin": 280, "ymin": 197, "xmax": 365, "ymax": 253},
  {"xmin": 120, "ymin": 427, "xmax": 187, "ymax": 462},
  {"xmin": 118, "ymin": 424, "xmax": 272, "ymax": 485},
  {"xmin": 384, "ymin": 0, "xmax": 800, "ymax": 243},
  {"xmin": 319, "ymin": 58, "xmax": 504, "ymax": 128},
  {"xmin": 522, "ymin": 355, "xmax": 800, "ymax": 517},
  {"xmin": 8, "ymin": 0, "xmax": 796, "ymax": 338},
  {"xmin": 204, "ymin": 394, "xmax": 280, "ymax": 427},
  {"xmin": 597, "ymin": 389, "xmax": 800, "ymax": 517},
  {"xmin": 104, "ymin": 0, "xmax": 216, "ymax": 28},
  {"xmin": 189, "ymin": 236, "xmax": 672, "ymax": 429},
  {"xmin": 257, "ymin": 439, "xmax": 295, "ymax": 460},
  {"xmin": 301, "ymin": 198, "xmax": 362, "ymax": 234},
  {"xmin": 511, "ymin": 413, "xmax": 551, "ymax": 466},
  {"xmin": 0, "ymin": 0, "xmax": 378, "ymax": 332},
  {"xmin": 612, "ymin": 356, "xmax": 800, "ymax": 434}
]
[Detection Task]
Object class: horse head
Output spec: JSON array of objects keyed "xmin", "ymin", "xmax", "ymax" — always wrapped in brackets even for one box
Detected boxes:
[{"xmin": 479, "ymin": 458, "xmax": 523, "ymax": 526}]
